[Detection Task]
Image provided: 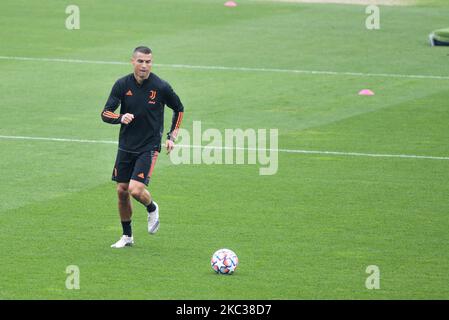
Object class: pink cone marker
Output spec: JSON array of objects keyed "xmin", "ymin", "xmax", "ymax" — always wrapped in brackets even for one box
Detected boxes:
[
  {"xmin": 359, "ymin": 89, "xmax": 375, "ymax": 96},
  {"xmin": 224, "ymin": 1, "xmax": 237, "ymax": 7}
]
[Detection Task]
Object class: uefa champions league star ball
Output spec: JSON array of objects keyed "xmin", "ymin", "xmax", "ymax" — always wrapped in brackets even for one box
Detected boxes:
[{"xmin": 210, "ymin": 248, "xmax": 239, "ymax": 275}]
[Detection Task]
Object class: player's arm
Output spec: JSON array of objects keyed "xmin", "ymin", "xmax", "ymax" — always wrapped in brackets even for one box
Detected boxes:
[
  {"xmin": 101, "ymin": 108, "xmax": 122, "ymax": 124},
  {"xmin": 164, "ymin": 83, "xmax": 184, "ymax": 153},
  {"xmin": 101, "ymin": 80, "xmax": 134, "ymax": 125}
]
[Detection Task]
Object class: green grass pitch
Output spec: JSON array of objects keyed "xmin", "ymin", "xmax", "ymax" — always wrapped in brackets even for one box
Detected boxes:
[{"xmin": 1, "ymin": 0, "xmax": 449, "ymax": 299}]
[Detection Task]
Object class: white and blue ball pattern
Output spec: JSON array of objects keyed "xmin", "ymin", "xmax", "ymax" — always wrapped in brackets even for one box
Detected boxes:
[{"xmin": 211, "ymin": 248, "xmax": 239, "ymax": 275}]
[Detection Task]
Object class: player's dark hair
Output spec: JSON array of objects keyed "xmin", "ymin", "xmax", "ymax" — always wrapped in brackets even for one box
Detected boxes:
[{"xmin": 133, "ymin": 46, "xmax": 152, "ymax": 55}]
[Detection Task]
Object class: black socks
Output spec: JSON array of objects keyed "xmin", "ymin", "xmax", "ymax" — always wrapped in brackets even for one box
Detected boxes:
[
  {"xmin": 121, "ymin": 220, "xmax": 132, "ymax": 237},
  {"xmin": 121, "ymin": 202, "xmax": 155, "ymax": 236},
  {"xmin": 147, "ymin": 201, "xmax": 156, "ymax": 212}
]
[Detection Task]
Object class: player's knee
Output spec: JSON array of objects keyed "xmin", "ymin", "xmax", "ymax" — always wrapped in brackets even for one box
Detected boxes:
[
  {"xmin": 117, "ymin": 184, "xmax": 130, "ymax": 201},
  {"xmin": 128, "ymin": 185, "xmax": 143, "ymax": 199}
]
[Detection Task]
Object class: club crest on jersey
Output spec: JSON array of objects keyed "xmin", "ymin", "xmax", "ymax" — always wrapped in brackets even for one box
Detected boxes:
[{"xmin": 148, "ymin": 90, "xmax": 157, "ymax": 104}]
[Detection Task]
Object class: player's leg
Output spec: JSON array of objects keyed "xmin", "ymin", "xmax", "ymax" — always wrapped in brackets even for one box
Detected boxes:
[
  {"xmin": 117, "ymin": 182, "xmax": 133, "ymax": 230},
  {"xmin": 111, "ymin": 182, "xmax": 134, "ymax": 248},
  {"xmin": 117, "ymin": 182, "xmax": 132, "ymax": 220},
  {"xmin": 111, "ymin": 150, "xmax": 136, "ymax": 248},
  {"xmin": 128, "ymin": 150, "xmax": 160, "ymax": 234},
  {"xmin": 128, "ymin": 179, "xmax": 151, "ymax": 206},
  {"xmin": 128, "ymin": 150, "xmax": 159, "ymax": 205},
  {"xmin": 128, "ymin": 179, "xmax": 159, "ymax": 234}
]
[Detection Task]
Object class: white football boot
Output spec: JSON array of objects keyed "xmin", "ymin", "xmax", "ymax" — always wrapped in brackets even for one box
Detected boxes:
[
  {"xmin": 429, "ymin": 33, "xmax": 435, "ymax": 47},
  {"xmin": 110, "ymin": 235, "xmax": 134, "ymax": 248},
  {"xmin": 147, "ymin": 201, "xmax": 159, "ymax": 234}
]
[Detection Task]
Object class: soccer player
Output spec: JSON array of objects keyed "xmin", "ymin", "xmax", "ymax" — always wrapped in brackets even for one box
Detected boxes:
[{"xmin": 101, "ymin": 46, "xmax": 184, "ymax": 248}]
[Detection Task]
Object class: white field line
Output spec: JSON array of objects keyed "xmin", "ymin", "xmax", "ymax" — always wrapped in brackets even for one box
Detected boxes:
[
  {"xmin": 263, "ymin": 0, "xmax": 415, "ymax": 6},
  {"xmin": 0, "ymin": 135, "xmax": 448, "ymax": 161},
  {"xmin": 1, "ymin": 55, "xmax": 449, "ymax": 80}
]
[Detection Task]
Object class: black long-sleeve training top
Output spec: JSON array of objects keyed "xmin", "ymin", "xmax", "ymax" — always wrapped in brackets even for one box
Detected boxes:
[{"xmin": 101, "ymin": 72, "xmax": 184, "ymax": 153}]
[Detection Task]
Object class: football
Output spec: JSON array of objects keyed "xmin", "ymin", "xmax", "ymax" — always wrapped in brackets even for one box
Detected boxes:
[{"xmin": 210, "ymin": 248, "xmax": 239, "ymax": 275}]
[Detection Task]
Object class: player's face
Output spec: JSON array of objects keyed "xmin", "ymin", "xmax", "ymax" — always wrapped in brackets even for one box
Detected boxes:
[{"xmin": 132, "ymin": 52, "xmax": 152, "ymax": 80}]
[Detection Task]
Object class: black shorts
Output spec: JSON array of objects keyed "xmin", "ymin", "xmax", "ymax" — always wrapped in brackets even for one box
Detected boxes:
[{"xmin": 112, "ymin": 149, "xmax": 159, "ymax": 186}]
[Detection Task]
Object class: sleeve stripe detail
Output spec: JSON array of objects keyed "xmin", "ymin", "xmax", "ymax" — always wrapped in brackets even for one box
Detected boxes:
[
  {"xmin": 172, "ymin": 112, "xmax": 184, "ymax": 139},
  {"xmin": 103, "ymin": 111, "xmax": 120, "ymax": 118},
  {"xmin": 175, "ymin": 112, "xmax": 184, "ymax": 129},
  {"xmin": 102, "ymin": 110, "xmax": 120, "ymax": 119}
]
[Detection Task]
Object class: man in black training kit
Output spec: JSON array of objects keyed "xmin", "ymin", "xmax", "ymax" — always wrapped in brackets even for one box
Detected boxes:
[{"xmin": 101, "ymin": 46, "xmax": 184, "ymax": 248}]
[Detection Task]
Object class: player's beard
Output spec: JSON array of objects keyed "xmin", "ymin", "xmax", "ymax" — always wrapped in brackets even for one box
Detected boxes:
[{"xmin": 139, "ymin": 69, "xmax": 150, "ymax": 79}]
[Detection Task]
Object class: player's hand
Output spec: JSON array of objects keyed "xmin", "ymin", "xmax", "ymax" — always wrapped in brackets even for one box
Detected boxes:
[
  {"xmin": 120, "ymin": 113, "xmax": 134, "ymax": 124},
  {"xmin": 165, "ymin": 139, "xmax": 174, "ymax": 154}
]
